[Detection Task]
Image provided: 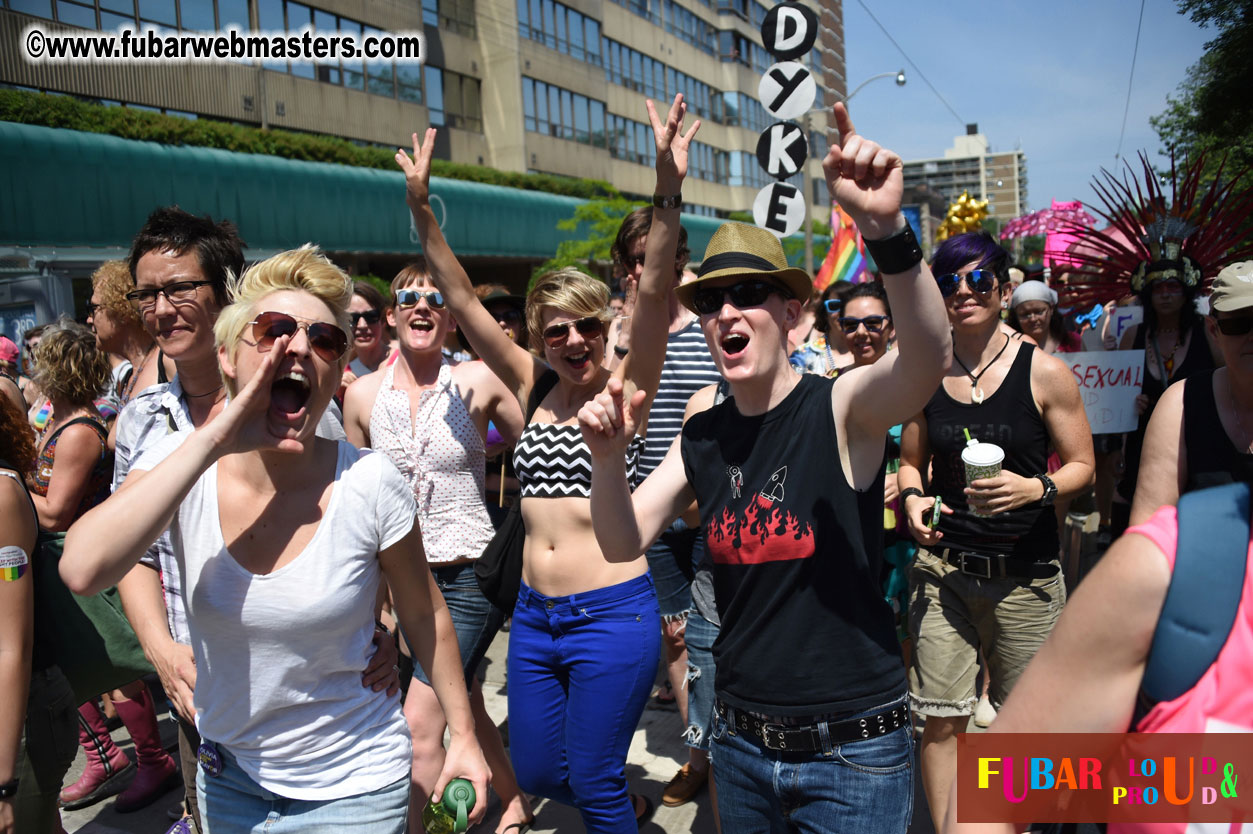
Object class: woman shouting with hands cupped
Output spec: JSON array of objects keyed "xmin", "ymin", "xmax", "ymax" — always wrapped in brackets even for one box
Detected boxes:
[
  {"xmin": 395, "ymin": 95, "xmax": 697, "ymax": 832},
  {"xmin": 58, "ymin": 249, "xmax": 490, "ymax": 834}
]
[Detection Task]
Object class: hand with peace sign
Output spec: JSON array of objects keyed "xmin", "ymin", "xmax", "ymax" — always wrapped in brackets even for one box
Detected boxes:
[
  {"xmin": 396, "ymin": 127, "xmax": 437, "ymax": 211},
  {"xmin": 822, "ymin": 102, "xmax": 904, "ymax": 240},
  {"xmin": 646, "ymin": 94, "xmax": 701, "ymax": 194}
]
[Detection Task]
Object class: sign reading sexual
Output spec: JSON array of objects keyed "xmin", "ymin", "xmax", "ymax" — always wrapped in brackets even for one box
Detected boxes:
[{"xmin": 1066, "ymin": 351, "xmax": 1144, "ymax": 435}]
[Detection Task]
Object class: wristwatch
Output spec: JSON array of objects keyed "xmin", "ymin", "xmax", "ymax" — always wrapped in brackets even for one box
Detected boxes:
[
  {"xmin": 652, "ymin": 193, "xmax": 682, "ymax": 210},
  {"xmin": 1034, "ymin": 473, "xmax": 1057, "ymax": 506}
]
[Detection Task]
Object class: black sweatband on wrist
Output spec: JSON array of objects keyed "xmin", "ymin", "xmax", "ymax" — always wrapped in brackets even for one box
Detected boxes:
[
  {"xmin": 864, "ymin": 223, "xmax": 923, "ymax": 275},
  {"xmin": 899, "ymin": 487, "xmax": 924, "ymax": 504},
  {"xmin": 613, "ymin": 345, "xmax": 630, "ymax": 357}
]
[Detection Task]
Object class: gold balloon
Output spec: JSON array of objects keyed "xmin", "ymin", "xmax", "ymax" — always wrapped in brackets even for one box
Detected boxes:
[{"xmin": 935, "ymin": 191, "xmax": 989, "ymax": 242}]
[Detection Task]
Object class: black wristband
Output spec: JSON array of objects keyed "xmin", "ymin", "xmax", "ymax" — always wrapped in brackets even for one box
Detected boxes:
[
  {"xmin": 613, "ymin": 345, "xmax": 630, "ymax": 357},
  {"xmin": 864, "ymin": 223, "xmax": 923, "ymax": 275},
  {"xmin": 899, "ymin": 487, "xmax": 924, "ymax": 504},
  {"xmin": 652, "ymin": 193, "xmax": 682, "ymax": 210},
  {"xmin": 0, "ymin": 777, "xmax": 18, "ymax": 799}
]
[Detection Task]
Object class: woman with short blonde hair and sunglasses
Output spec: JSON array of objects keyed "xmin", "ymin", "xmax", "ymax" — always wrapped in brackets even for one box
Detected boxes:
[
  {"xmin": 395, "ymin": 96, "xmax": 694, "ymax": 832},
  {"xmin": 60, "ymin": 246, "xmax": 489, "ymax": 834}
]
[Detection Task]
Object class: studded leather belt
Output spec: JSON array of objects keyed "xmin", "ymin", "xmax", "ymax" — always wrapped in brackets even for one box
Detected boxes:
[{"xmin": 715, "ymin": 699, "xmax": 910, "ymax": 752}]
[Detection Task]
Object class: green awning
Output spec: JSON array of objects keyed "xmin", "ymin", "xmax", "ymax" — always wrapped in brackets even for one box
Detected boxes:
[{"xmin": 0, "ymin": 121, "xmax": 821, "ymax": 266}]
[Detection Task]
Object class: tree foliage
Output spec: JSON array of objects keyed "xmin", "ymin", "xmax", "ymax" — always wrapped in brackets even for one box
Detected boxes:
[
  {"xmin": 528, "ymin": 194, "xmax": 636, "ymax": 287},
  {"xmin": 1150, "ymin": 1, "xmax": 1253, "ymax": 191}
]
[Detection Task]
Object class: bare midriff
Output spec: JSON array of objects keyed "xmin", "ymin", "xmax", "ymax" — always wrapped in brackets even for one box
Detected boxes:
[{"xmin": 519, "ymin": 495, "xmax": 647, "ymax": 597}]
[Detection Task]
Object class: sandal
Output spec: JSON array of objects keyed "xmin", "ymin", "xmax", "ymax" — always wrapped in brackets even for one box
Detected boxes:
[{"xmin": 650, "ymin": 680, "xmax": 675, "ymax": 706}]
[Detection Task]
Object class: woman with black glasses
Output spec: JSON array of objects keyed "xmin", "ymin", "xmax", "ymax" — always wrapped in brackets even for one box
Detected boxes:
[
  {"xmin": 789, "ymin": 280, "xmax": 853, "ymax": 376},
  {"xmin": 396, "ymin": 96, "xmax": 692, "ymax": 832},
  {"xmin": 342, "ymin": 281, "xmax": 391, "ymax": 389},
  {"xmin": 61, "ymin": 247, "xmax": 489, "ymax": 833},
  {"xmin": 896, "ymin": 231, "xmax": 1093, "ymax": 831}
]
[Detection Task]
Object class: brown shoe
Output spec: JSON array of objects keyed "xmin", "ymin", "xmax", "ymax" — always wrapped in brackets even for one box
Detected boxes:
[{"xmin": 661, "ymin": 763, "xmax": 708, "ymax": 807}]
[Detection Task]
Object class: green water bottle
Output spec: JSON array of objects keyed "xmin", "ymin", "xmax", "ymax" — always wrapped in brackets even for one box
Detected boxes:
[{"xmin": 421, "ymin": 778, "xmax": 475, "ymax": 834}]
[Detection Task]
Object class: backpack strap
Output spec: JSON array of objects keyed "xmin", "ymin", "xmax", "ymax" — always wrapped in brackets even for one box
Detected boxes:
[{"xmin": 1141, "ymin": 481, "xmax": 1249, "ymax": 704}]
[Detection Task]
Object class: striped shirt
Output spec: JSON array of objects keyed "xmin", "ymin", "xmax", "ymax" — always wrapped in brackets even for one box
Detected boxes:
[{"xmin": 640, "ymin": 317, "xmax": 723, "ymax": 477}]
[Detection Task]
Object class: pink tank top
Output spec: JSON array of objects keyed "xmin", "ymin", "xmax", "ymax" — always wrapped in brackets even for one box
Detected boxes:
[{"xmin": 368, "ymin": 360, "xmax": 494, "ymax": 564}]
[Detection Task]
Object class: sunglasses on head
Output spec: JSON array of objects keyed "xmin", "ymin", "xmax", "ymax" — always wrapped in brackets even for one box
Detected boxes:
[
  {"xmin": 395, "ymin": 289, "xmax": 445, "ymax": 309},
  {"xmin": 838, "ymin": 315, "xmax": 890, "ymax": 334},
  {"xmin": 691, "ymin": 280, "xmax": 783, "ymax": 316},
  {"xmin": 245, "ymin": 311, "xmax": 349, "ymax": 363},
  {"xmin": 1215, "ymin": 315, "xmax": 1253, "ymax": 337},
  {"xmin": 542, "ymin": 316, "xmax": 604, "ymax": 347},
  {"xmin": 935, "ymin": 269, "xmax": 998, "ymax": 298},
  {"xmin": 349, "ymin": 310, "xmax": 381, "ymax": 327}
]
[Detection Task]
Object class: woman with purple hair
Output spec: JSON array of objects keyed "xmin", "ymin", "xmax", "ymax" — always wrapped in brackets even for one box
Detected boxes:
[{"xmin": 896, "ymin": 231, "xmax": 1094, "ymax": 830}]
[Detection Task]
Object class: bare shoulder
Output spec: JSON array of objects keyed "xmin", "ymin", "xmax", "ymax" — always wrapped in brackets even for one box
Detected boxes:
[
  {"xmin": 1029, "ymin": 346, "xmax": 1080, "ymax": 396},
  {"xmin": 342, "ymin": 366, "xmax": 388, "ymax": 416},
  {"xmin": 451, "ymin": 358, "xmax": 507, "ymax": 392},
  {"xmin": 684, "ymin": 383, "xmax": 719, "ymax": 419}
]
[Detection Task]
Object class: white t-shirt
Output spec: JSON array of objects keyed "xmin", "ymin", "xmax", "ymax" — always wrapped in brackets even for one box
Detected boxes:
[{"xmin": 132, "ymin": 434, "xmax": 413, "ymax": 799}]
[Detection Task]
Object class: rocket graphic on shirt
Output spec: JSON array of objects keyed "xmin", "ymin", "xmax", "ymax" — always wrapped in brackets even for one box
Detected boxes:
[{"xmin": 706, "ymin": 465, "xmax": 815, "ymax": 565}]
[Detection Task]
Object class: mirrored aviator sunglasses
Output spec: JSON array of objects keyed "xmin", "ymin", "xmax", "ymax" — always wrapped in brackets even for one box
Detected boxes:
[
  {"xmin": 935, "ymin": 269, "xmax": 998, "ymax": 298},
  {"xmin": 691, "ymin": 280, "xmax": 778, "ymax": 315},
  {"xmin": 395, "ymin": 289, "xmax": 445, "ymax": 309},
  {"xmin": 542, "ymin": 315, "xmax": 604, "ymax": 347},
  {"xmin": 248, "ymin": 311, "xmax": 349, "ymax": 363}
]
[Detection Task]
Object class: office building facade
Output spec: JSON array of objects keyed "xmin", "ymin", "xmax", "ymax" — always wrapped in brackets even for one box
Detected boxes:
[{"xmin": 902, "ymin": 126, "xmax": 1028, "ymax": 225}]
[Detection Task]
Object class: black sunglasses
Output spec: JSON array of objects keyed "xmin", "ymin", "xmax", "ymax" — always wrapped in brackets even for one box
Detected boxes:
[
  {"xmin": 542, "ymin": 316, "xmax": 604, "ymax": 347},
  {"xmin": 691, "ymin": 280, "xmax": 783, "ymax": 316},
  {"xmin": 349, "ymin": 310, "xmax": 382, "ymax": 327},
  {"xmin": 244, "ymin": 311, "xmax": 349, "ymax": 362},
  {"xmin": 838, "ymin": 315, "xmax": 890, "ymax": 334},
  {"xmin": 395, "ymin": 289, "xmax": 445, "ymax": 309},
  {"xmin": 935, "ymin": 269, "xmax": 998, "ymax": 298},
  {"xmin": 622, "ymin": 254, "xmax": 645, "ymax": 271},
  {"xmin": 1215, "ymin": 315, "xmax": 1253, "ymax": 336}
]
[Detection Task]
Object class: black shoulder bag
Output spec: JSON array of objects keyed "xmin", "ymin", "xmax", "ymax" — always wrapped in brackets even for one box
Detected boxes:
[{"xmin": 475, "ymin": 369, "xmax": 559, "ymax": 613}]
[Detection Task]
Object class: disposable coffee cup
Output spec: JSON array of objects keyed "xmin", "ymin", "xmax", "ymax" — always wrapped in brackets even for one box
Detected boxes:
[{"xmin": 962, "ymin": 441, "xmax": 1004, "ymax": 518}]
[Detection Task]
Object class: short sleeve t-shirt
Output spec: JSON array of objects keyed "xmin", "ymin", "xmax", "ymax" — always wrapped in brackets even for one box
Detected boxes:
[{"xmin": 132, "ymin": 434, "xmax": 414, "ymax": 800}]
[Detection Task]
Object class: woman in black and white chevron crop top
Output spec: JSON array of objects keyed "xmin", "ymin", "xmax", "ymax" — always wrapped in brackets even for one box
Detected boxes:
[{"xmin": 397, "ymin": 94, "xmax": 699, "ymax": 832}]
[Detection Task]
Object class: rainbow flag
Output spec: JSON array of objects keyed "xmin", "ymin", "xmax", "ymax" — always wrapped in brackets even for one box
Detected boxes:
[{"xmin": 814, "ymin": 206, "xmax": 870, "ymax": 291}]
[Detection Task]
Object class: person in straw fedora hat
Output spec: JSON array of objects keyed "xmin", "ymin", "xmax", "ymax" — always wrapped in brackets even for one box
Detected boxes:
[{"xmin": 578, "ymin": 102, "xmax": 952, "ymax": 832}]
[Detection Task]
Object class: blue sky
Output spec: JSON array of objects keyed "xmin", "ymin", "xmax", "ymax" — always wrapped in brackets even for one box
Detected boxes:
[{"xmin": 838, "ymin": 0, "xmax": 1212, "ymax": 214}]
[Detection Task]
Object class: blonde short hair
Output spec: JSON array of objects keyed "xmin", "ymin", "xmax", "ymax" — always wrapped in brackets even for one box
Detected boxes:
[
  {"xmin": 214, "ymin": 245, "xmax": 353, "ymax": 394},
  {"xmin": 32, "ymin": 318, "xmax": 111, "ymax": 407},
  {"xmin": 525, "ymin": 268, "xmax": 612, "ymax": 355},
  {"xmin": 91, "ymin": 260, "xmax": 144, "ymax": 329}
]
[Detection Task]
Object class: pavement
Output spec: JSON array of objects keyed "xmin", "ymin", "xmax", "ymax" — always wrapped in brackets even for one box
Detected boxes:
[{"xmin": 62, "ymin": 627, "xmax": 939, "ymax": 834}]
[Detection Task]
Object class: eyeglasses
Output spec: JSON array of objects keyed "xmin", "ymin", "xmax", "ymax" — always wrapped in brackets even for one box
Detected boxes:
[
  {"xmin": 1215, "ymin": 316, "xmax": 1253, "ymax": 336},
  {"xmin": 85, "ymin": 302, "xmax": 101, "ymax": 317},
  {"xmin": 125, "ymin": 279, "xmax": 214, "ymax": 310},
  {"xmin": 349, "ymin": 310, "xmax": 382, "ymax": 327},
  {"xmin": 823, "ymin": 299, "xmax": 842, "ymax": 314},
  {"xmin": 935, "ymin": 269, "xmax": 998, "ymax": 298},
  {"xmin": 622, "ymin": 255, "xmax": 646, "ymax": 271},
  {"xmin": 1015, "ymin": 306, "xmax": 1051, "ymax": 320},
  {"xmin": 691, "ymin": 280, "xmax": 782, "ymax": 316},
  {"xmin": 395, "ymin": 289, "xmax": 445, "ymax": 309},
  {"xmin": 244, "ymin": 311, "xmax": 349, "ymax": 362},
  {"xmin": 838, "ymin": 315, "xmax": 890, "ymax": 334},
  {"xmin": 542, "ymin": 316, "xmax": 604, "ymax": 347}
]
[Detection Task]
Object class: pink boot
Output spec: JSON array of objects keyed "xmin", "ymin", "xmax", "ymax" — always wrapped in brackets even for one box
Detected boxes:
[
  {"xmin": 112, "ymin": 684, "xmax": 180, "ymax": 813},
  {"xmin": 59, "ymin": 701, "xmax": 134, "ymax": 810}
]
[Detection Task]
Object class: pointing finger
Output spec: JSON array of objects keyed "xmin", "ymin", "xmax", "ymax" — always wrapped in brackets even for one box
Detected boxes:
[{"xmin": 832, "ymin": 101, "xmax": 855, "ymax": 148}]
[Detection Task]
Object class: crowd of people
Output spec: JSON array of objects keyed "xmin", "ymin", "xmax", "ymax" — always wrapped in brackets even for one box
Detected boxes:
[{"xmin": 1, "ymin": 91, "xmax": 1250, "ymax": 834}]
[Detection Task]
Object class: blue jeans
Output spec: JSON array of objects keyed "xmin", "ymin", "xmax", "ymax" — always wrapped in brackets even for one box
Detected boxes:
[
  {"xmin": 645, "ymin": 519, "xmax": 698, "ymax": 618},
  {"xmin": 197, "ymin": 748, "xmax": 408, "ymax": 834},
  {"xmin": 507, "ymin": 574, "xmax": 660, "ymax": 834},
  {"xmin": 683, "ymin": 610, "xmax": 720, "ymax": 752},
  {"xmin": 409, "ymin": 562, "xmax": 504, "ymax": 687},
  {"xmin": 709, "ymin": 695, "xmax": 915, "ymax": 834}
]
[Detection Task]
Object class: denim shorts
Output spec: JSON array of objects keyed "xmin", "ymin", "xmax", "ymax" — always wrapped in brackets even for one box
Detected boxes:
[
  {"xmin": 645, "ymin": 518, "xmax": 699, "ymax": 619},
  {"xmin": 197, "ymin": 747, "xmax": 408, "ymax": 834},
  {"xmin": 908, "ymin": 546, "xmax": 1066, "ymax": 715},
  {"xmin": 408, "ymin": 561, "xmax": 505, "ymax": 688},
  {"xmin": 683, "ymin": 610, "xmax": 719, "ymax": 752},
  {"xmin": 709, "ymin": 694, "xmax": 914, "ymax": 833}
]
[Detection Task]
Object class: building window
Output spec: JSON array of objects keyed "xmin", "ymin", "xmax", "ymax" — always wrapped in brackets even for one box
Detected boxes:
[
  {"xmin": 518, "ymin": 0, "xmax": 601, "ymax": 65},
  {"xmin": 523, "ymin": 77, "xmax": 605, "ymax": 147}
]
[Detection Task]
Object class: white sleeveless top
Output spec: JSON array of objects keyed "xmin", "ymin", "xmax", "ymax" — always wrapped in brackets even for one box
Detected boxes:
[{"xmin": 368, "ymin": 360, "xmax": 495, "ymax": 563}]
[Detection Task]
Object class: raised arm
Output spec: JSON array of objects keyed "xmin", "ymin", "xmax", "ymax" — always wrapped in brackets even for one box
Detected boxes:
[
  {"xmin": 396, "ymin": 131, "xmax": 543, "ymax": 406},
  {"xmin": 824, "ymin": 102, "xmax": 951, "ymax": 438},
  {"xmin": 580, "ymin": 378, "xmax": 696, "ymax": 561},
  {"xmin": 618, "ymin": 95, "xmax": 701, "ymax": 431}
]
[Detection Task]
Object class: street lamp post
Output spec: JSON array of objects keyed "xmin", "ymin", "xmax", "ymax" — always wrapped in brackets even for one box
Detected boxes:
[{"xmin": 803, "ymin": 70, "xmax": 907, "ymax": 276}]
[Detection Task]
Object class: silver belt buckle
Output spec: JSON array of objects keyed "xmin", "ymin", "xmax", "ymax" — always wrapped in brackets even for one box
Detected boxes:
[
  {"xmin": 760, "ymin": 722, "xmax": 788, "ymax": 750},
  {"xmin": 959, "ymin": 551, "xmax": 993, "ymax": 579}
]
